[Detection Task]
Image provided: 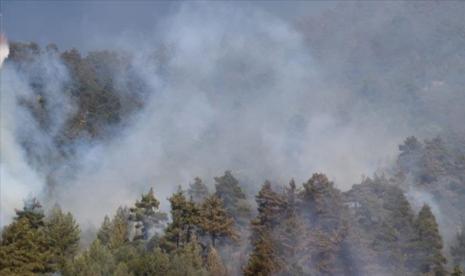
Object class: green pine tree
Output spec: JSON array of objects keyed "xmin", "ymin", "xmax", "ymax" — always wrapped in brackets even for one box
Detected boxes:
[
  {"xmin": 0, "ymin": 199, "xmax": 55, "ymax": 275},
  {"xmin": 244, "ymin": 181, "xmax": 287, "ymax": 275},
  {"xmin": 188, "ymin": 177, "xmax": 210, "ymax": 204},
  {"xmin": 129, "ymin": 188, "xmax": 167, "ymax": 240},
  {"xmin": 451, "ymin": 224, "xmax": 465, "ymax": 266},
  {"xmin": 214, "ymin": 171, "xmax": 252, "ymax": 226},
  {"xmin": 199, "ymin": 195, "xmax": 237, "ymax": 247},
  {"xmin": 452, "ymin": 265, "xmax": 464, "ymax": 276},
  {"xmin": 161, "ymin": 188, "xmax": 201, "ymax": 251},
  {"xmin": 45, "ymin": 204, "xmax": 80, "ymax": 270},
  {"xmin": 414, "ymin": 204, "xmax": 447, "ymax": 275}
]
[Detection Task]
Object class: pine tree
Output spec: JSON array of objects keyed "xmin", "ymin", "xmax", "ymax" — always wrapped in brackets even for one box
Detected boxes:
[
  {"xmin": 206, "ymin": 246, "xmax": 227, "ymax": 276},
  {"xmin": 199, "ymin": 195, "xmax": 237, "ymax": 247},
  {"xmin": 188, "ymin": 177, "xmax": 210, "ymax": 204},
  {"xmin": 45, "ymin": 205, "xmax": 80, "ymax": 270},
  {"xmin": 299, "ymin": 173, "xmax": 347, "ymax": 275},
  {"xmin": 97, "ymin": 215, "xmax": 112, "ymax": 246},
  {"xmin": 130, "ymin": 188, "xmax": 167, "ymax": 240},
  {"xmin": 0, "ymin": 217, "xmax": 54, "ymax": 275},
  {"xmin": 168, "ymin": 236, "xmax": 208, "ymax": 276},
  {"xmin": 244, "ymin": 181, "xmax": 287, "ymax": 275},
  {"xmin": 214, "ymin": 171, "xmax": 252, "ymax": 226},
  {"xmin": 414, "ymin": 204, "xmax": 447, "ymax": 275},
  {"xmin": 109, "ymin": 207, "xmax": 130, "ymax": 250},
  {"xmin": 129, "ymin": 248, "xmax": 169, "ymax": 276},
  {"xmin": 15, "ymin": 198, "xmax": 45, "ymax": 228},
  {"xmin": 0, "ymin": 199, "xmax": 55, "ymax": 274},
  {"xmin": 451, "ymin": 224, "xmax": 465, "ymax": 266},
  {"xmin": 162, "ymin": 188, "xmax": 201, "ymax": 251},
  {"xmin": 63, "ymin": 239, "xmax": 116, "ymax": 276},
  {"xmin": 275, "ymin": 179, "xmax": 307, "ymax": 274},
  {"xmin": 452, "ymin": 265, "xmax": 464, "ymax": 276},
  {"xmin": 244, "ymin": 231, "xmax": 279, "ymax": 276}
]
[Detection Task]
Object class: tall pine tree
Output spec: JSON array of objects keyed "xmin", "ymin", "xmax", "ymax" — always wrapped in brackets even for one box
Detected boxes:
[{"xmin": 414, "ymin": 204, "xmax": 447, "ymax": 275}]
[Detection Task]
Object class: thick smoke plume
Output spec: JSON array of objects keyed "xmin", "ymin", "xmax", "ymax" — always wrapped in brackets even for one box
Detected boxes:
[
  {"xmin": 0, "ymin": 35, "xmax": 8, "ymax": 68},
  {"xmin": 2, "ymin": 2, "xmax": 465, "ymax": 231},
  {"xmin": 55, "ymin": 4, "xmax": 410, "ymax": 225}
]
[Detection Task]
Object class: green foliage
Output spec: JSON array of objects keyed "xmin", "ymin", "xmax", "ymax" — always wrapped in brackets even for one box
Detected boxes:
[
  {"xmin": 452, "ymin": 265, "xmax": 464, "ymax": 276},
  {"xmin": 97, "ymin": 215, "xmax": 112, "ymax": 246},
  {"xmin": 44, "ymin": 205, "xmax": 80, "ymax": 270},
  {"xmin": 414, "ymin": 204, "xmax": 447, "ymax": 275},
  {"xmin": 63, "ymin": 239, "xmax": 116, "ymax": 276},
  {"xmin": 199, "ymin": 195, "xmax": 237, "ymax": 247},
  {"xmin": 0, "ymin": 199, "xmax": 69, "ymax": 275},
  {"xmin": 130, "ymin": 188, "xmax": 167, "ymax": 241},
  {"xmin": 300, "ymin": 173, "xmax": 348, "ymax": 275},
  {"xmin": 245, "ymin": 181, "xmax": 287, "ymax": 275},
  {"xmin": 188, "ymin": 177, "xmax": 210, "ymax": 204},
  {"xmin": 0, "ymin": 217, "xmax": 54, "ymax": 275},
  {"xmin": 206, "ymin": 246, "xmax": 227, "ymax": 276},
  {"xmin": 15, "ymin": 198, "xmax": 45, "ymax": 229},
  {"xmin": 244, "ymin": 231, "xmax": 279, "ymax": 276},
  {"xmin": 162, "ymin": 188, "xmax": 201, "ymax": 251},
  {"xmin": 168, "ymin": 237, "xmax": 208, "ymax": 276},
  {"xmin": 451, "ymin": 225, "xmax": 465, "ymax": 266},
  {"xmin": 214, "ymin": 171, "xmax": 252, "ymax": 226}
]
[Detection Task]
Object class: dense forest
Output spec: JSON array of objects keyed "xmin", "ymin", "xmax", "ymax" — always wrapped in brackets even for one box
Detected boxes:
[
  {"xmin": 3, "ymin": 2, "xmax": 465, "ymax": 275},
  {"xmin": 2, "ymin": 135, "xmax": 465, "ymax": 275}
]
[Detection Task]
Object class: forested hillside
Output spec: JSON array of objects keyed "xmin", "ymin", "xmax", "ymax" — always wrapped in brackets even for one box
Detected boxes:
[
  {"xmin": 2, "ymin": 126, "xmax": 465, "ymax": 275},
  {"xmin": 2, "ymin": 2, "xmax": 465, "ymax": 275}
]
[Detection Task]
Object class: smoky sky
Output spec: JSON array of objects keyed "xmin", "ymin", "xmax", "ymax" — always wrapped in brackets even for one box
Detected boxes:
[
  {"xmin": 1, "ymin": 1, "xmax": 333, "ymax": 52},
  {"xmin": 2, "ymin": 1, "xmax": 465, "ymax": 228}
]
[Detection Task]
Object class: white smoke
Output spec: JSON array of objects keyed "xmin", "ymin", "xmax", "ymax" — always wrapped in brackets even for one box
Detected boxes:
[
  {"xmin": 0, "ymin": 36, "xmax": 8, "ymax": 68},
  {"xmin": 55, "ymin": 4, "xmax": 409, "ymax": 225},
  {"xmin": 0, "ymin": 46, "xmax": 74, "ymax": 226},
  {"xmin": 3, "ymin": 2, "xmax": 463, "ymax": 228}
]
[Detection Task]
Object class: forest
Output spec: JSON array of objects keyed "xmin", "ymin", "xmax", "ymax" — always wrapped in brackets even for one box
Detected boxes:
[
  {"xmin": 2, "ymin": 133, "xmax": 465, "ymax": 275},
  {"xmin": 2, "ymin": 2, "xmax": 465, "ymax": 275}
]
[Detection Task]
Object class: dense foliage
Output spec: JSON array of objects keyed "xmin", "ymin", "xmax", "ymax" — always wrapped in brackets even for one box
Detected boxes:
[
  {"xmin": 2, "ymin": 158, "xmax": 465, "ymax": 275},
  {"xmin": 3, "ymin": 42, "xmax": 465, "ymax": 275}
]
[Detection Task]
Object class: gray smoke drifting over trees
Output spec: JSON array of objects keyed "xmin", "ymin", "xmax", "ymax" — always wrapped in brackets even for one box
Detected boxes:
[{"xmin": 2, "ymin": 2, "xmax": 465, "ymax": 228}]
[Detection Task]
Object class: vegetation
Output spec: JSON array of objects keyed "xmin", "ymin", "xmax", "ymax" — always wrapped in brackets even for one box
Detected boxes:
[
  {"xmin": 1, "ymin": 151, "xmax": 464, "ymax": 275},
  {"xmin": 3, "ymin": 43, "xmax": 465, "ymax": 275}
]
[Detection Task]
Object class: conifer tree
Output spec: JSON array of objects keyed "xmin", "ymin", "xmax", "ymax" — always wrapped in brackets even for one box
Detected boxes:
[
  {"xmin": 0, "ymin": 199, "xmax": 54, "ymax": 274},
  {"xmin": 299, "ymin": 173, "xmax": 347, "ymax": 275},
  {"xmin": 130, "ymin": 188, "xmax": 167, "ymax": 240},
  {"xmin": 168, "ymin": 236, "xmax": 208, "ymax": 276},
  {"xmin": 188, "ymin": 177, "xmax": 210, "ymax": 204},
  {"xmin": 0, "ymin": 218, "xmax": 54, "ymax": 275},
  {"xmin": 45, "ymin": 205, "xmax": 80, "ymax": 270},
  {"xmin": 414, "ymin": 204, "xmax": 447, "ymax": 275},
  {"xmin": 109, "ymin": 207, "xmax": 130, "ymax": 250},
  {"xmin": 452, "ymin": 265, "xmax": 464, "ymax": 276},
  {"xmin": 206, "ymin": 246, "xmax": 227, "ymax": 276},
  {"xmin": 244, "ymin": 181, "xmax": 287, "ymax": 275},
  {"xmin": 63, "ymin": 239, "xmax": 116, "ymax": 276},
  {"xmin": 97, "ymin": 215, "xmax": 112, "ymax": 246},
  {"xmin": 451, "ymin": 224, "xmax": 465, "ymax": 266},
  {"xmin": 275, "ymin": 179, "xmax": 307, "ymax": 273},
  {"xmin": 214, "ymin": 171, "xmax": 251, "ymax": 226},
  {"xmin": 244, "ymin": 231, "xmax": 279, "ymax": 276},
  {"xmin": 15, "ymin": 198, "xmax": 45, "ymax": 228},
  {"xmin": 199, "ymin": 195, "xmax": 237, "ymax": 247},
  {"xmin": 162, "ymin": 188, "xmax": 201, "ymax": 251}
]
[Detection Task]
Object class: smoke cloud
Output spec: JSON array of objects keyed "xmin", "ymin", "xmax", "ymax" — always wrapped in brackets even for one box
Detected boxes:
[
  {"xmin": 0, "ymin": 36, "xmax": 8, "ymax": 68},
  {"xmin": 2, "ymin": 2, "xmax": 465, "ymax": 228}
]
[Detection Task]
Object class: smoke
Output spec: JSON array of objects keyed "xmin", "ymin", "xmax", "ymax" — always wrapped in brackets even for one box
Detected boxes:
[
  {"xmin": 0, "ymin": 44, "xmax": 74, "ymax": 226},
  {"xmin": 51, "ymin": 3, "xmax": 413, "ymax": 225},
  {"xmin": 2, "ymin": 2, "xmax": 465, "ymax": 228},
  {"xmin": 0, "ymin": 35, "xmax": 8, "ymax": 68}
]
